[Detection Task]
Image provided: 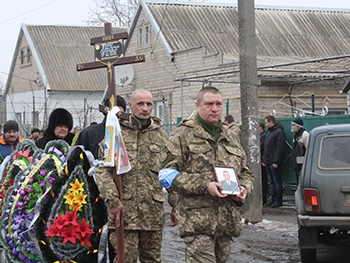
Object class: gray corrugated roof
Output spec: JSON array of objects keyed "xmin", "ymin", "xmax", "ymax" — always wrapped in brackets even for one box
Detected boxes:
[
  {"xmin": 147, "ymin": 3, "xmax": 350, "ymax": 58},
  {"xmin": 255, "ymin": 8, "xmax": 350, "ymax": 58},
  {"xmin": 145, "ymin": 2, "xmax": 350, "ymax": 83},
  {"xmin": 147, "ymin": 3, "xmax": 239, "ymax": 55},
  {"xmin": 25, "ymin": 25, "xmax": 126, "ymax": 92}
]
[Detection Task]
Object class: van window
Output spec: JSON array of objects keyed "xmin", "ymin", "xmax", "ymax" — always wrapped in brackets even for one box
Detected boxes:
[{"xmin": 319, "ymin": 135, "xmax": 350, "ymax": 169}]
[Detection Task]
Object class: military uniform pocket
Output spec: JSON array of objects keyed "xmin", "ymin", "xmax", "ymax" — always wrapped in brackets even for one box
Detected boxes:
[
  {"xmin": 187, "ymin": 144, "xmax": 213, "ymax": 172},
  {"xmin": 148, "ymin": 144, "xmax": 163, "ymax": 173},
  {"xmin": 179, "ymin": 196, "xmax": 215, "ymax": 236}
]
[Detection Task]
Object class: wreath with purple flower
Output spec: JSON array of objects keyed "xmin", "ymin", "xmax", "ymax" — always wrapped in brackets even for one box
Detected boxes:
[
  {"xmin": 0, "ymin": 140, "xmax": 69, "ymax": 263},
  {"xmin": 0, "ymin": 140, "xmax": 37, "ymax": 217}
]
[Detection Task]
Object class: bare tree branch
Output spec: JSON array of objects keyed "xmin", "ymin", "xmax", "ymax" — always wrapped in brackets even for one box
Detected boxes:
[{"xmin": 87, "ymin": 0, "xmax": 138, "ymax": 27}]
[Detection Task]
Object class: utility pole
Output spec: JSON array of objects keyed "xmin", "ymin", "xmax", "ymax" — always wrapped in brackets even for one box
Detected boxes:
[{"xmin": 238, "ymin": 0, "xmax": 262, "ymax": 222}]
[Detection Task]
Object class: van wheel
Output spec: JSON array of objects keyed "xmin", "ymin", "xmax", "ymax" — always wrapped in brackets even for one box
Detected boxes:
[{"xmin": 300, "ymin": 248, "xmax": 316, "ymax": 263}]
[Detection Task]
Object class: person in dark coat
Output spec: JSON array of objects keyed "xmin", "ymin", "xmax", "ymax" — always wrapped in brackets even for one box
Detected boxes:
[
  {"xmin": 75, "ymin": 95, "xmax": 126, "ymax": 159},
  {"xmin": 262, "ymin": 115, "xmax": 286, "ymax": 208},
  {"xmin": 259, "ymin": 122, "xmax": 268, "ymax": 205},
  {"xmin": 291, "ymin": 117, "xmax": 309, "ymax": 185},
  {"xmin": 36, "ymin": 108, "xmax": 74, "ymax": 149}
]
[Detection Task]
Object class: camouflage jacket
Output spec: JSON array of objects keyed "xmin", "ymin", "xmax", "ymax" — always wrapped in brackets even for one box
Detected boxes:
[
  {"xmin": 226, "ymin": 122, "xmax": 242, "ymax": 142},
  {"xmin": 94, "ymin": 115, "xmax": 168, "ymax": 231},
  {"xmin": 160, "ymin": 114, "xmax": 254, "ymax": 238}
]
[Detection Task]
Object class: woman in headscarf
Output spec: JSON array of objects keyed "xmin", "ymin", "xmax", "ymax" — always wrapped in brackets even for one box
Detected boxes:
[{"xmin": 36, "ymin": 108, "xmax": 75, "ymax": 149}]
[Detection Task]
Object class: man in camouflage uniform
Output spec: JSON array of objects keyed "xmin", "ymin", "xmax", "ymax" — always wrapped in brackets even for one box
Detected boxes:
[
  {"xmin": 160, "ymin": 86, "xmax": 254, "ymax": 263},
  {"xmin": 94, "ymin": 88, "xmax": 168, "ymax": 263},
  {"xmin": 224, "ymin": 114, "xmax": 242, "ymax": 142}
]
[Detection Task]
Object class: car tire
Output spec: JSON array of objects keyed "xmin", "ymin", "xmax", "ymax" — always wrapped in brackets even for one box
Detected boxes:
[{"xmin": 300, "ymin": 248, "xmax": 316, "ymax": 263}]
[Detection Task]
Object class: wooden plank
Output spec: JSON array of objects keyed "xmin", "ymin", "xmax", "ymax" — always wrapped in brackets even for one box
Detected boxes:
[{"xmin": 90, "ymin": 32, "xmax": 128, "ymax": 45}]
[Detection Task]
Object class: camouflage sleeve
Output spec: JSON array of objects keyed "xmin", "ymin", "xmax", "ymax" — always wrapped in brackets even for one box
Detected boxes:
[
  {"xmin": 163, "ymin": 186, "xmax": 178, "ymax": 214},
  {"xmin": 159, "ymin": 134, "xmax": 182, "ymax": 172},
  {"xmin": 159, "ymin": 132, "xmax": 210, "ymax": 196},
  {"xmin": 94, "ymin": 164, "xmax": 121, "ymax": 208}
]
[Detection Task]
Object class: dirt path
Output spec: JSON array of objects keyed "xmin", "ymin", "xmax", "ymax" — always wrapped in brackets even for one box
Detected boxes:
[{"xmin": 161, "ymin": 199, "xmax": 300, "ymax": 263}]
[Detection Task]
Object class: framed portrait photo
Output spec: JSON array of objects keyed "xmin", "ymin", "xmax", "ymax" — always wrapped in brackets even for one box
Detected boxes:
[{"xmin": 213, "ymin": 165, "xmax": 240, "ymax": 195}]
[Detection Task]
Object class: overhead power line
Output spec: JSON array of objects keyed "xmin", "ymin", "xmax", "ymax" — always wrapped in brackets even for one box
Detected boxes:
[{"xmin": 0, "ymin": 0, "xmax": 59, "ymax": 25}]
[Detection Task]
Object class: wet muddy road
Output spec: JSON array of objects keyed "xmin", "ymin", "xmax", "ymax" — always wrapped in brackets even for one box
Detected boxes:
[{"xmin": 161, "ymin": 198, "xmax": 299, "ymax": 263}]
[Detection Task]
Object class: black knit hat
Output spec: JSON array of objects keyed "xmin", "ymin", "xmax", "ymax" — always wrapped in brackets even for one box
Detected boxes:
[
  {"xmin": 3, "ymin": 120, "xmax": 19, "ymax": 133},
  {"xmin": 103, "ymin": 95, "xmax": 126, "ymax": 112},
  {"xmin": 48, "ymin": 108, "xmax": 73, "ymax": 131},
  {"xmin": 291, "ymin": 117, "xmax": 303, "ymax": 128},
  {"xmin": 117, "ymin": 95, "xmax": 126, "ymax": 112}
]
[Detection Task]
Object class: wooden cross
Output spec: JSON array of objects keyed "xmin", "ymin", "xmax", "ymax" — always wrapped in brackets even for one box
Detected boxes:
[
  {"xmin": 77, "ymin": 22, "xmax": 145, "ymax": 113},
  {"xmin": 77, "ymin": 22, "xmax": 145, "ymax": 263}
]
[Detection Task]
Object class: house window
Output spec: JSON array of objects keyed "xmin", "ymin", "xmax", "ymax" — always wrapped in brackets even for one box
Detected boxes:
[
  {"xmin": 20, "ymin": 50, "xmax": 25, "ymax": 64},
  {"xmin": 27, "ymin": 48, "xmax": 31, "ymax": 63},
  {"xmin": 144, "ymin": 25, "xmax": 149, "ymax": 45},
  {"xmin": 19, "ymin": 46, "xmax": 31, "ymax": 65},
  {"xmin": 156, "ymin": 101, "xmax": 164, "ymax": 120},
  {"xmin": 138, "ymin": 27, "xmax": 143, "ymax": 46},
  {"xmin": 15, "ymin": 113, "xmax": 22, "ymax": 123},
  {"xmin": 138, "ymin": 24, "xmax": 150, "ymax": 47},
  {"xmin": 155, "ymin": 98, "xmax": 168, "ymax": 123}
]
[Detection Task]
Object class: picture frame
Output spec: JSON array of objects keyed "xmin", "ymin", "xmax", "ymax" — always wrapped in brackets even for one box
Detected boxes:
[{"xmin": 213, "ymin": 165, "xmax": 240, "ymax": 195}]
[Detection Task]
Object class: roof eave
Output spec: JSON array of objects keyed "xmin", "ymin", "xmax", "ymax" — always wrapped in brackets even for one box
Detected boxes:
[
  {"xmin": 22, "ymin": 24, "xmax": 51, "ymax": 91},
  {"xmin": 3, "ymin": 27, "xmax": 23, "ymax": 98},
  {"xmin": 126, "ymin": 0, "xmax": 174, "ymax": 61}
]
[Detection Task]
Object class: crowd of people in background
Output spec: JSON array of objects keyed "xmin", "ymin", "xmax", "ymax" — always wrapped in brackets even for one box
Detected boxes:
[{"xmin": 260, "ymin": 116, "xmax": 309, "ymax": 208}]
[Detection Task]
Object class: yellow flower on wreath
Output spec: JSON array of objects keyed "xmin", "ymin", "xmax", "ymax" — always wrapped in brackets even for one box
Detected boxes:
[
  {"xmin": 63, "ymin": 179, "xmax": 88, "ymax": 211},
  {"xmin": 70, "ymin": 178, "xmax": 84, "ymax": 192}
]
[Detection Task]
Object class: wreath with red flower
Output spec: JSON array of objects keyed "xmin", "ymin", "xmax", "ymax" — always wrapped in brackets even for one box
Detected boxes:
[{"xmin": 35, "ymin": 145, "xmax": 108, "ymax": 263}]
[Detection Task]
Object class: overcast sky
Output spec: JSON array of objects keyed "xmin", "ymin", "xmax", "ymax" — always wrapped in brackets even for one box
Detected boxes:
[{"xmin": 0, "ymin": 0, "xmax": 349, "ymax": 85}]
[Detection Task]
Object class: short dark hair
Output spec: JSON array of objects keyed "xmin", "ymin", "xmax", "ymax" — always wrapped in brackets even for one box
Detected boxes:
[
  {"xmin": 224, "ymin": 115, "xmax": 234, "ymax": 124},
  {"xmin": 196, "ymin": 86, "xmax": 222, "ymax": 104},
  {"xmin": 265, "ymin": 115, "xmax": 276, "ymax": 124},
  {"xmin": 259, "ymin": 122, "xmax": 265, "ymax": 129}
]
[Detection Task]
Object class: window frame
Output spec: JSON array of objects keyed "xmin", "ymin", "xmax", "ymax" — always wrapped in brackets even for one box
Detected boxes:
[{"xmin": 138, "ymin": 24, "xmax": 150, "ymax": 47}]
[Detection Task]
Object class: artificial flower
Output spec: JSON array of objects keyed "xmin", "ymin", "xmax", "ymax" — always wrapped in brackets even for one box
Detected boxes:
[
  {"xmin": 61, "ymin": 227, "xmax": 78, "ymax": 244},
  {"xmin": 77, "ymin": 218, "xmax": 94, "ymax": 238},
  {"xmin": 0, "ymin": 140, "xmax": 68, "ymax": 263},
  {"xmin": 70, "ymin": 179, "xmax": 84, "ymax": 192}
]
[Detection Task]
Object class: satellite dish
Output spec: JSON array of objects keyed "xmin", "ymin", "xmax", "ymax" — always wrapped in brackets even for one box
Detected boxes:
[{"xmin": 115, "ymin": 65, "xmax": 134, "ymax": 86}]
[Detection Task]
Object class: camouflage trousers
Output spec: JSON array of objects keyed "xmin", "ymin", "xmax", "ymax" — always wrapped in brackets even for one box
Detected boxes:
[
  {"xmin": 183, "ymin": 235, "xmax": 232, "ymax": 263},
  {"xmin": 109, "ymin": 229, "xmax": 162, "ymax": 263}
]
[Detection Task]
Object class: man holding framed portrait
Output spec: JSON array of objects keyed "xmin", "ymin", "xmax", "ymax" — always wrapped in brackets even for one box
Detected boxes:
[
  {"xmin": 160, "ymin": 86, "xmax": 254, "ymax": 263},
  {"xmin": 216, "ymin": 167, "xmax": 240, "ymax": 195}
]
